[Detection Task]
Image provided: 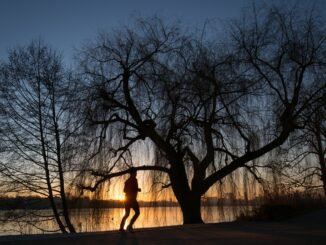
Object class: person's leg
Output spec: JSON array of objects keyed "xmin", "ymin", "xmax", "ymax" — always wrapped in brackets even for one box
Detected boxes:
[
  {"xmin": 119, "ymin": 204, "xmax": 130, "ymax": 231},
  {"xmin": 127, "ymin": 201, "xmax": 140, "ymax": 231}
]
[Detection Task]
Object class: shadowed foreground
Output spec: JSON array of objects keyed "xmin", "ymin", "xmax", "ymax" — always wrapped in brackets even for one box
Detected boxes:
[{"xmin": 0, "ymin": 210, "xmax": 325, "ymax": 245}]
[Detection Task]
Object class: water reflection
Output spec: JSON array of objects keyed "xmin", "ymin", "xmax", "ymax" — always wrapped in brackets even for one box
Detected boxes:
[{"xmin": 0, "ymin": 206, "xmax": 246, "ymax": 235}]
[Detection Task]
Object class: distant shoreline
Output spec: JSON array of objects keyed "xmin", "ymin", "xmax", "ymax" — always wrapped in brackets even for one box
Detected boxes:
[{"xmin": 0, "ymin": 196, "xmax": 253, "ymax": 210}]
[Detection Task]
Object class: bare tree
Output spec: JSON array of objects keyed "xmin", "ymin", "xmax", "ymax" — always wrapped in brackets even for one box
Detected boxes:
[
  {"xmin": 277, "ymin": 102, "xmax": 325, "ymax": 195},
  {"xmin": 0, "ymin": 41, "xmax": 76, "ymax": 233},
  {"xmin": 77, "ymin": 3, "xmax": 325, "ymax": 224}
]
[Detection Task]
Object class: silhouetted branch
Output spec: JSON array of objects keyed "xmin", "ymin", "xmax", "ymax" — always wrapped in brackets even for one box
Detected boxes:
[{"xmin": 81, "ymin": 165, "xmax": 170, "ymax": 192}]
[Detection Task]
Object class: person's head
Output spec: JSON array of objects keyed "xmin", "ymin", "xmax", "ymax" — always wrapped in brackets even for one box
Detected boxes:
[{"xmin": 130, "ymin": 167, "xmax": 137, "ymax": 177}]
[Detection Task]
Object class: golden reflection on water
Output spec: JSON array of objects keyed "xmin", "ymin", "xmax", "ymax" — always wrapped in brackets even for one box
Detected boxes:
[{"xmin": 0, "ymin": 206, "xmax": 244, "ymax": 235}]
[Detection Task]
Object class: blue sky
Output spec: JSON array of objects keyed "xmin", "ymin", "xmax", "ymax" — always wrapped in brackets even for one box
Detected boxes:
[
  {"xmin": 0, "ymin": 0, "xmax": 325, "ymax": 64},
  {"xmin": 0, "ymin": 0, "xmax": 251, "ymax": 63}
]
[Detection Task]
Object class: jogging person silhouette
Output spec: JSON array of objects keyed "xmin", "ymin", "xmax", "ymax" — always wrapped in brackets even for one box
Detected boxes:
[{"xmin": 119, "ymin": 168, "xmax": 141, "ymax": 232}]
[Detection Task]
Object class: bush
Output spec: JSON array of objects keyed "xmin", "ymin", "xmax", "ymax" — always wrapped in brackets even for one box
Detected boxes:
[{"xmin": 237, "ymin": 191, "xmax": 326, "ymax": 221}]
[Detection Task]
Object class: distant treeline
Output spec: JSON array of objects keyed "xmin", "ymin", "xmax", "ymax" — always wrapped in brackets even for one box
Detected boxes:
[
  {"xmin": 0, "ymin": 196, "xmax": 181, "ymax": 210},
  {"xmin": 0, "ymin": 196, "xmax": 259, "ymax": 210}
]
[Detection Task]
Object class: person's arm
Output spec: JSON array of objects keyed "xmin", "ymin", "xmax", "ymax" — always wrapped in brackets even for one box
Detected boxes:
[{"xmin": 136, "ymin": 179, "xmax": 141, "ymax": 192}]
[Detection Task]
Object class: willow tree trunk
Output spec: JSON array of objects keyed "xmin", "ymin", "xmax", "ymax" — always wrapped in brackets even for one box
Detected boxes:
[
  {"xmin": 179, "ymin": 193, "xmax": 203, "ymax": 224},
  {"xmin": 169, "ymin": 163, "xmax": 204, "ymax": 224}
]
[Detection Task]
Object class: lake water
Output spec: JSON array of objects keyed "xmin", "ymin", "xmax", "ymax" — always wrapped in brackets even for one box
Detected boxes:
[{"xmin": 0, "ymin": 206, "xmax": 248, "ymax": 235}]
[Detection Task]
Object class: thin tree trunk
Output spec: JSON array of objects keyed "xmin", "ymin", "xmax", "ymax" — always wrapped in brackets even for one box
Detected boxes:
[
  {"xmin": 51, "ymin": 86, "xmax": 76, "ymax": 233},
  {"xmin": 37, "ymin": 77, "xmax": 67, "ymax": 233},
  {"xmin": 321, "ymin": 172, "xmax": 326, "ymax": 196},
  {"xmin": 315, "ymin": 121, "xmax": 326, "ymax": 196}
]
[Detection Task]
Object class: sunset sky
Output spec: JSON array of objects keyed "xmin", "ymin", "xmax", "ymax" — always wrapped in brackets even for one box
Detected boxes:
[
  {"xmin": 0, "ymin": 0, "xmax": 326, "ymax": 199},
  {"xmin": 1, "ymin": 0, "xmax": 325, "ymax": 201}
]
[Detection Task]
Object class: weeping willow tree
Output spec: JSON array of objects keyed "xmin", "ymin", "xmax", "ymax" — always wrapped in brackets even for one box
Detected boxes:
[{"xmin": 75, "ymin": 2, "xmax": 325, "ymax": 224}]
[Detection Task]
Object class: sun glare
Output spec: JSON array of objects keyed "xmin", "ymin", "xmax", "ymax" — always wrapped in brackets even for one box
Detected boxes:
[{"xmin": 117, "ymin": 194, "xmax": 125, "ymax": 201}]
